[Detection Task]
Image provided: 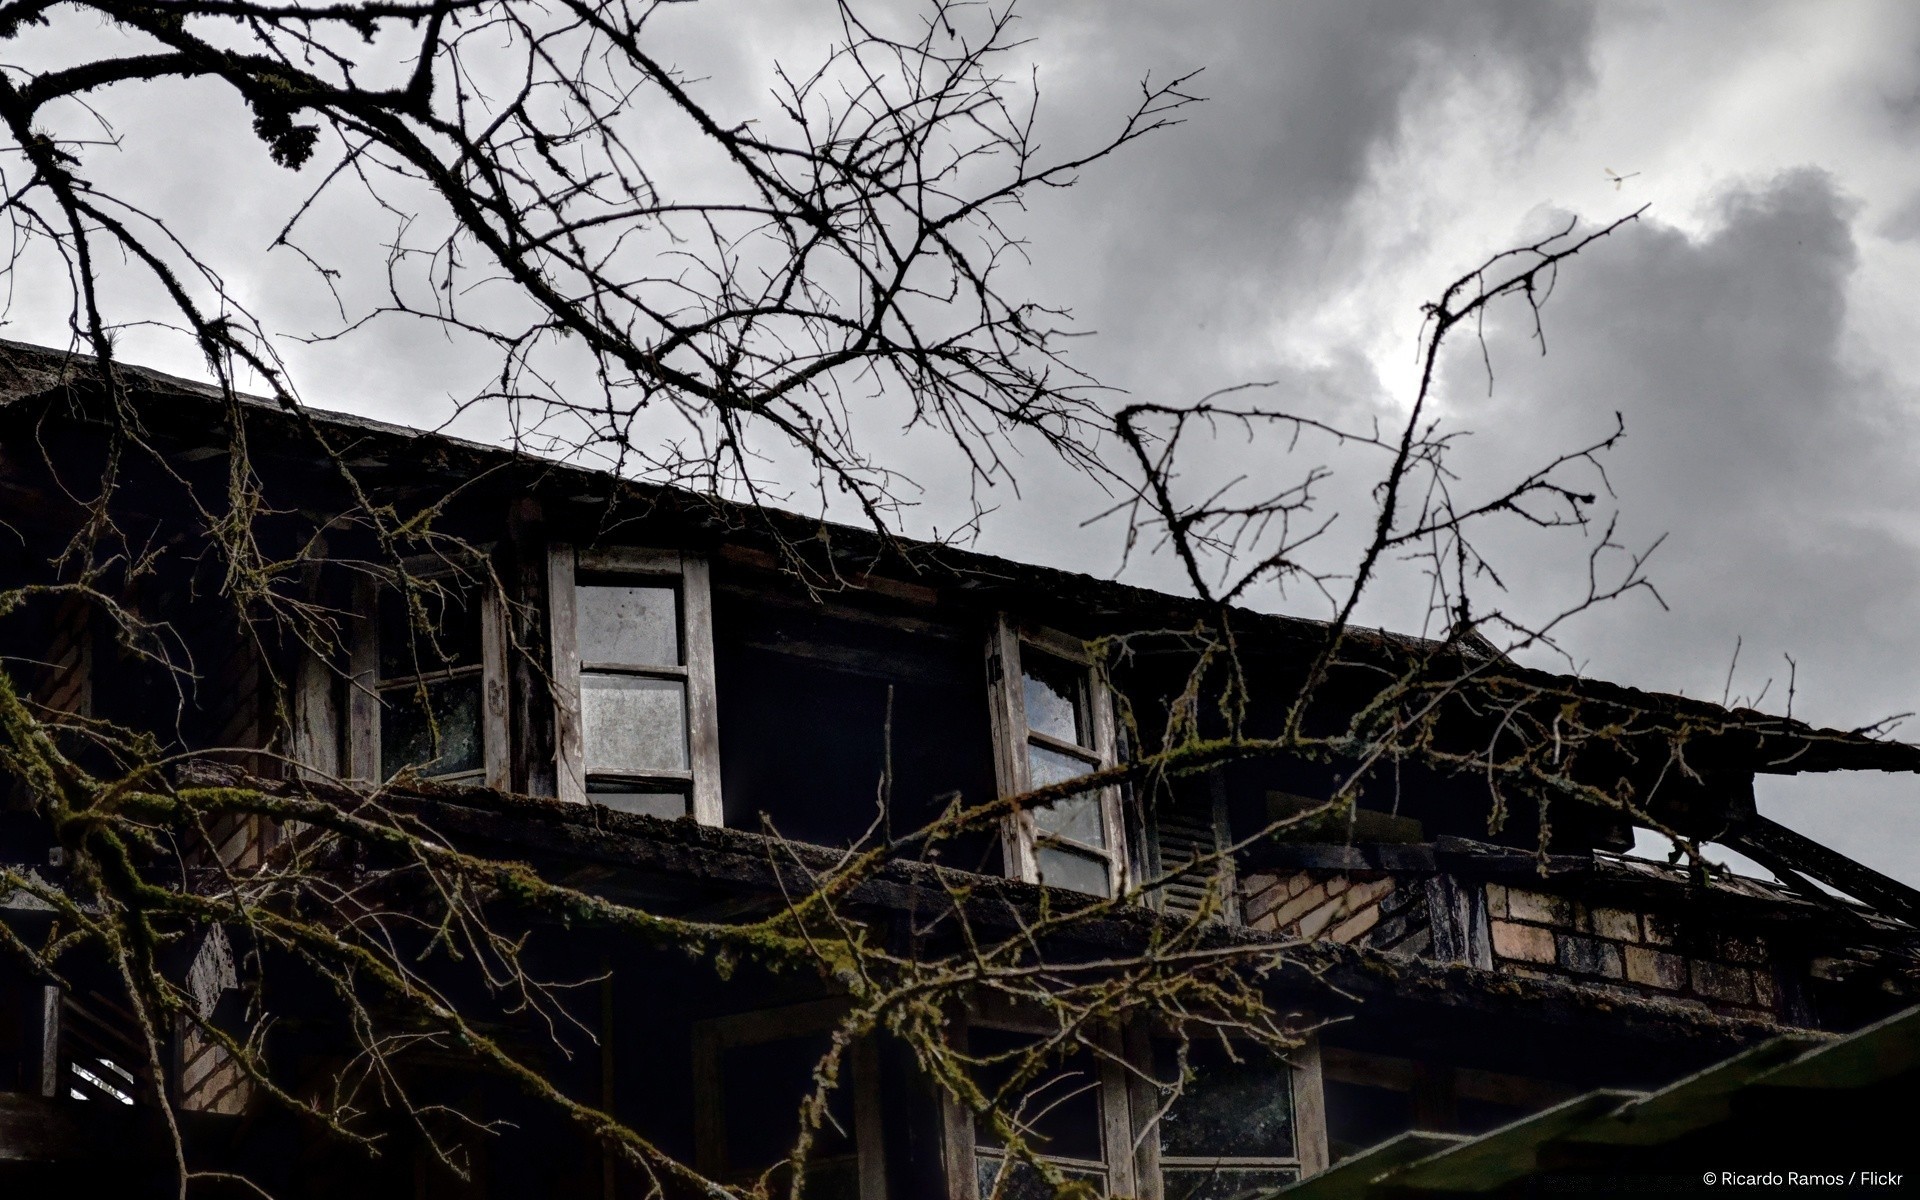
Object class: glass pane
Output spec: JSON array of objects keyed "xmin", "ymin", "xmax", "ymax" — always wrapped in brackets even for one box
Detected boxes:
[
  {"xmin": 1163, "ymin": 1166, "xmax": 1298, "ymax": 1200},
  {"xmin": 380, "ymin": 676, "xmax": 483, "ymax": 779},
  {"xmin": 1027, "ymin": 740, "xmax": 1096, "ymax": 790},
  {"xmin": 378, "ymin": 584, "xmax": 481, "ymax": 678},
  {"xmin": 1034, "ymin": 792, "xmax": 1106, "ymax": 850},
  {"xmin": 1155, "ymin": 1040, "xmax": 1294, "ymax": 1159},
  {"xmin": 582, "ymin": 673, "xmax": 687, "ymax": 773},
  {"xmin": 578, "ymin": 583, "xmax": 679, "ymax": 666},
  {"xmin": 719, "ymin": 1034, "xmax": 855, "ymax": 1172},
  {"xmin": 976, "ymin": 1154, "xmax": 1105, "ymax": 1200},
  {"xmin": 1021, "ymin": 651, "xmax": 1087, "ymax": 746},
  {"xmin": 1034, "ymin": 845, "xmax": 1112, "ymax": 896},
  {"xmin": 970, "ymin": 1028, "xmax": 1105, "ymax": 1162},
  {"xmin": 588, "ymin": 787, "xmax": 686, "ymax": 819}
]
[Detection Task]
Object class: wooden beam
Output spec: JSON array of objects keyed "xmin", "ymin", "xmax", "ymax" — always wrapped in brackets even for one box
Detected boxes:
[{"xmin": 1730, "ymin": 815, "xmax": 1920, "ymax": 925}]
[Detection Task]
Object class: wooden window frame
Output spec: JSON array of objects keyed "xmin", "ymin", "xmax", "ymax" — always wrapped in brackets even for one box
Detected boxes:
[
  {"xmin": 345, "ymin": 570, "xmax": 510, "ymax": 789},
  {"xmin": 943, "ymin": 999, "xmax": 1141, "ymax": 1200},
  {"xmin": 941, "ymin": 1004, "xmax": 1329, "ymax": 1198},
  {"xmin": 1140, "ymin": 1029, "xmax": 1328, "ymax": 1195},
  {"xmin": 691, "ymin": 999, "xmax": 886, "ymax": 1200},
  {"xmin": 986, "ymin": 617, "xmax": 1127, "ymax": 895},
  {"xmin": 547, "ymin": 543, "xmax": 722, "ymax": 823}
]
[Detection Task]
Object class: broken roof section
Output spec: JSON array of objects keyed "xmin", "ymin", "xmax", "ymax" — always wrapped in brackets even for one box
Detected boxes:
[
  {"xmin": 1278, "ymin": 1001, "xmax": 1920, "ymax": 1197},
  {"xmin": 2, "ymin": 336, "xmax": 1916, "ymax": 792}
]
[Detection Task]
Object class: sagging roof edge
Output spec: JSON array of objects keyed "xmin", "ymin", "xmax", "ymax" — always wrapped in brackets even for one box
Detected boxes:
[
  {"xmin": 170, "ymin": 762, "xmax": 1809, "ymax": 1055},
  {"xmin": 2, "ymin": 337, "xmax": 1915, "ymax": 778}
]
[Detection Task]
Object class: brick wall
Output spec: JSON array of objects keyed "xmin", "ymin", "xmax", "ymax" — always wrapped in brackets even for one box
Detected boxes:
[
  {"xmin": 1241, "ymin": 870, "xmax": 1432, "ymax": 957},
  {"xmin": 1240, "ymin": 869, "xmax": 1783, "ymax": 1020},
  {"xmin": 1484, "ymin": 882, "xmax": 1778, "ymax": 1016}
]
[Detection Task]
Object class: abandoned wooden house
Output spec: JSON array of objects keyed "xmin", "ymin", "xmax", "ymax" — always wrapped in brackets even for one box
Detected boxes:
[{"xmin": 0, "ymin": 337, "xmax": 1918, "ymax": 1198}]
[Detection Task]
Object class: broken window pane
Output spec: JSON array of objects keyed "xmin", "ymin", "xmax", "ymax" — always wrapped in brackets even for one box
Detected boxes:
[
  {"xmin": 1027, "ymin": 740, "xmax": 1096, "ymax": 790},
  {"xmin": 1021, "ymin": 652, "xmax": 1087, "ymax": 746},
  {"xmin": 1155, "ymin": 1040, "xmax": 1294, "ymax": 1159},
  {"xmin": 1034, "ymin": 844, "xmax": 1111, "ymax": 896},
  {"xmin": 578, "ymin": 583, "xmax": 678, "ymax": 666},
  {"xmin": 581, "ymin": 673, "xmax": 687, "ymax": 774},
  {"xmin": 1034, "ymin": 793, "xmax": 1107, "ymax": 850},
  {"xmin": 377, "ymin": 584, "xmax": 481, "ymax": 678},
  {"xmin": 380, "ymin": 676, "xmax": 483, "ymax": 779}
]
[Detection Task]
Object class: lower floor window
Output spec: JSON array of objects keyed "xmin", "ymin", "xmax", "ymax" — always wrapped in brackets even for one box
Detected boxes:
[
  {"xmin": 970, "ymin": 1025, "xmax": 1115, "ymax": 1197},
  {"xmin": 1155, "ymin": 1038, "xmax": 1302, "ymax": 1195},
  {"xmin": 693, "ymin": 1002, "xmax": 882, "ymax": 1200}
]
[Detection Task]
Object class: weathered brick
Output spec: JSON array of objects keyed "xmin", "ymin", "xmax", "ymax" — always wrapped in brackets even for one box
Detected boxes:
[
  {"xmin": 1287, "ymin": 872, "xmax": 1314, "ymax": 898},
  {"xmin": 1490, "ymin": 919, "xmax": 1557, "ymax": 964},
  {"xmin": 1624, "ymin": 946, "xmax": 1687, "ymax": 991},
  {"xmin": 1324, "ymin": 875, "xmax": 1350, "ymax": 897},
  {"xmin": 1752, "ymin": 969, "xmax": 1779, "ymax": 1011},
  {"xmin": 1691, "ymin": 960, "xmax": 1756, "ymax": 1004},
  {"xmin": 1298, "ymin": 896, "xmax": 1346, "ymax": 939},
  {"xmin": 1715, "ymin": 932, "xmax": 1768, "ymax": 965},
  {"xmin": 1240, "ymin": 876, "xmax": 1287, "ymax": 924},
  {"xmin": 1264, "ymin": 882, "xmax": 1329, "ymax": 932},
  {"xmin": 1643, "ymin": 913, "xmax": 1680, "ymax": 946},
  {"xmin": 1344, "ymin": 876, "xmax": 1395, "ymax": 910},
  {"xmin": 1590, "ymin": 906, "xmax": 1642, "ymax": 943},
  {"xmin": 1484, "ymin": 882, "xmax": 1509, "ymax": 918},
  {"xmin": 1557, "ymin": 935, "xmax": 1625, "ymax": 978},
  {"xmin": 1506, "ymin": 889, "xmax": 1571, "ymax": 926},
  {"xmin": 1330, "ymin": 905, "xmax": 1383, "ymax": 944}
]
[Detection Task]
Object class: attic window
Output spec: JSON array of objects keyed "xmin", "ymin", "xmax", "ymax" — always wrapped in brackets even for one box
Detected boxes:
[
  {"xmin": 348, "ymin": 574, "xmax": 507, "ymax": 786},
  {"xmin": 549, "ymin": 545, "xmax": 722, "ymax": 822},
  {"xmin": 375, "ymin": 586, "xmax": 485, "ymax": 781},
  {"xmin": 988, "ymin": 620, "xmax": 1126, "ymax": 897}
]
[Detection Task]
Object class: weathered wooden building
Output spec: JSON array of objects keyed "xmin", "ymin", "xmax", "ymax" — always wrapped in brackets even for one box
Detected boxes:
[{"xmin": 1, "ymin": 339, "xmax": 1917, "ymax": 1197}]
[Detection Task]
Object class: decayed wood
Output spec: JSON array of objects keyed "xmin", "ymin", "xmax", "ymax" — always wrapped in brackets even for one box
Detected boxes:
[
  {"xmin": 346, "ymin": 577, "xmax": 381, "ymax": 783},
  {"xmin": 37, "ymin": 984, "xmax": 58, "ymax": 1099},
  {"xmin": 481, "ymin": 588, "xmax": 511, "ymax": 791},
  {"xmin": 1123, "ymin": 1020, "xmax": 1165, "ymax": 1200},
  {"xmin": 1089, "ymin": 658, "xmax": 1129, "ymax": 896},
  {"xmin": 1095, "ymin": 1023, "xmax": 1138, "ymax": 1197},
  {"xmin": 290, "ymin": 647, "xmax": 340, "ymax": 779},
  {"xmin": 986, "ymin": 615, "xmax": 1034, "ymax": 882},
  {"xmin": 1424, "ymin": 874, "xmax": 1492, "ymax": 969},
  {"xmin": 578, "ymin": 544, "xmax": 680, "ymax": 575},
  {"xmin": 682, "ymin": 552, "xmax": 725, "ymax": 827},
  {"xmin": 1731, "ymin": 816, "xmax": 1920, "ymax": 925},
  {"xmin": 1293, "ymin": 1032, "xmax": 1330, "ymax": 1178},
  {"xmin": 547, "ymin": 542, "xmax": 586, "ymax": 805}
]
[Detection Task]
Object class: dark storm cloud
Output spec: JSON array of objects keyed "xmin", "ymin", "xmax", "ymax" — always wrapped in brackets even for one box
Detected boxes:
[
  {"xmin": 1438, "ymin": 170, "xmax": 1920, "ymax": 880},
  {"xmin": 1011, "ymin": 0, "xmax": 1599, "ymax": 401}
]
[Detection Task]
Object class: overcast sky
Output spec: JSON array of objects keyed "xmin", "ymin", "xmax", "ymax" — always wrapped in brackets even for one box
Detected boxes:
[{"xmin": 16, "ymin": 1, "xmax": 1920, "ymax": 882}]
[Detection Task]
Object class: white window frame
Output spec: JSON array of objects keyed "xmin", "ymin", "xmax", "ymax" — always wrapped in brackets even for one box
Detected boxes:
[
  {"xmin": 345, "ymin": 571, "xmax": 510, "ymax": 789},
  {"xmin": 547, "ymin": 543, "xmax": 722, "ymax": 823},
  {"xmin": 691, "ymin": 999, "xmax": 886, "ymax": 1200},
  {"xmin": 986, "ymin": 617, "xmax": 1127, "ymax": 896}
]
